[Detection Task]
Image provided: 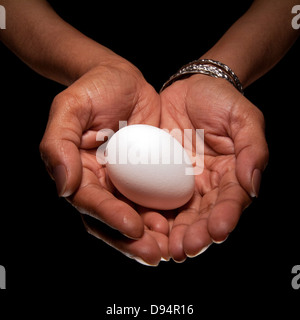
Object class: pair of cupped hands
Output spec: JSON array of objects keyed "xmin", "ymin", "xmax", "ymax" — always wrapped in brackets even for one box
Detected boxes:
[{"xmin": 40, "ymin": 57, "xmax": 269, "ymax": 266}]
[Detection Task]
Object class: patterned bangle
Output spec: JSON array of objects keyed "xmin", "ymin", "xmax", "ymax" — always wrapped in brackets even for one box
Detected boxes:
[{"xmin": 160, "ymin": 59, "xmax": 244, "ymax": 94}]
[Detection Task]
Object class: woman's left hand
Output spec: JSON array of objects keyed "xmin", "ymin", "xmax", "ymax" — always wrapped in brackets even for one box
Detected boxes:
[{"xmin": 160, "ymin": 74, "xmax": 269, "ymax": 262}]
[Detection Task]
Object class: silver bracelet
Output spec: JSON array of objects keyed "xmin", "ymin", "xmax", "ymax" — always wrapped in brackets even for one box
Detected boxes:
[{"xmin": 160, "ymin": 59, "xmax": 244, "ymax": 94}]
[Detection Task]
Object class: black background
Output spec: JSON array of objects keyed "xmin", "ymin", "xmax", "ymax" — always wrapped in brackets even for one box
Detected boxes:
[{"xmin": 0, "ymin": 0, "xmax": 299, "ymax": 316}]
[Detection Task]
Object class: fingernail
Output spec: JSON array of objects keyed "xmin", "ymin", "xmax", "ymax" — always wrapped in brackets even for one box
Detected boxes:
[
  {"xmin": 186, "ymin": 244, "xmax": 211, "ymax": 258},
  {"xmin": 251, "ymin": 169, "xmax": 262, "ymax": 198},
  {"xmin": 161, "ymin": 257, "xmax": 170, "ymax": 262},
  {"xmin": 213, "ymin": 235, "xmax": 228, "ymax": 244},
  {"xmin": 52, "ymin": 165, "xmax": 67, "ymax": 197},
  {"xmin": 134, "ymin": 257, "xmax": 159, "ymax": 267}
]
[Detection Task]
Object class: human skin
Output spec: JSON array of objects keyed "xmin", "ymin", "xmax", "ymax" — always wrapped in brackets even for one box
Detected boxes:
[
  {"xmin": 160, "ymin": 76, "xmax": 267, "ymax": 261},
  {"xmin": 1, "ymin": 0, "xmax": 299, "ymax": 265},
  {"xmin": 159, "ymin": 0, "xmax": 299, "ymax": 262},
  {"xmin": 0, "ymin": 0, "xmax": 166, "ymax": 266}
]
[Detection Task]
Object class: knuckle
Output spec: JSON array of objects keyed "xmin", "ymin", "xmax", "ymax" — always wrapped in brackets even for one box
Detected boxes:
[{"xmin": 50, "ymin": 91, "xmax": 73, "ymax": 115}]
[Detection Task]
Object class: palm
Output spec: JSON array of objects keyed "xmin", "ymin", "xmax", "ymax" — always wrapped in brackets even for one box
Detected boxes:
[{"xmin": 160, "ymin": 75, "xmax": 261, "ymax": 262}]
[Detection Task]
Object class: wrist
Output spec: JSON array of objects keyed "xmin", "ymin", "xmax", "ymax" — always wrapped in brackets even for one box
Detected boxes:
[
  {"xmin": 75, "ymin": 49, "xmax": 143, "ymax": 83},
  {"xmin": 49, "ymin": 37, "xmax": 127, "ymax": 85},
  {"xmin": 199, "ymin": 48, "xmax": 251, "ymax": 89},
  {"xmin": 54, "ymin": 34, "xmax": 143, "ymax": 86},
  {"xmin": 161, "ymin": 58, "xmax": 244, "ymax": 94}
]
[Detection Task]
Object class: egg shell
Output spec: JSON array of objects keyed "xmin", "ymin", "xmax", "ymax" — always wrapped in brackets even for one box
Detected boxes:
[{"xmin": 105, "ymin": 124, "xmax": 195, "ymax": 210}]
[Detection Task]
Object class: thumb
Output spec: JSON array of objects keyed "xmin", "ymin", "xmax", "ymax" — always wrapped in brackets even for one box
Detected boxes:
[
  {"xmin": 232, "ymin": 100, "xmax": 269, "ymax": 198},
  {"xmin": 40, "ymin": 92, "xmax": 84, "ymax": 197}
]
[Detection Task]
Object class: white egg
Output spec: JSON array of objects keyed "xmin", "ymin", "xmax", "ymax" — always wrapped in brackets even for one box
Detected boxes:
[{"xmin": 105, "ymin": 124, "xmax": 195, "ymax": 210}]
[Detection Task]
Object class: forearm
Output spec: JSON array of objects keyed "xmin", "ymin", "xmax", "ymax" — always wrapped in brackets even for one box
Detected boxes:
[
  {"xmin": 201, "ymin": 0, "xmax": 300, "ymax": 88},
  {"xmin": 0, "ymin": 0, "xmax": 121, "ymax": 85}
]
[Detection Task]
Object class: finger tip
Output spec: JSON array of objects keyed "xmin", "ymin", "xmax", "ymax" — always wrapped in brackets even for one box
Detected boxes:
[
  {"xmin": 182, "ymin": 221, "xmax": 212, "ymax": 258},
  {"xmin": 208, "ymin": 220, "xmax": 230, "ymax": 244},
  {"xmin": 169, "ymin": 224, "xmax": 188, "ymax": 263},
  {"xmin": 128, "ymin": 231, "xmax": 163, "ymax": 266},
  {"xmin": 183, "ymin": 233, "xmax": 212, "ymax": 258},
  {"xmin": 139, "ymin": 208, "xmax": 170, "ymax": 235},
  {"xmin": 209, "ymin": 229, "xmax": 229, "ymax": 244},
  {"xmin": 119, "ymin": 205, "xmax": 145, "ymax": 239},
  {"xmin": 208, "ymin": 221, "xmax": 229, "ymax": 243},
  {"xmin": 212, "ymin": 235, "xmax": 228, "ymax": 244},
  {"xmin": 207, "ymin": 201, "xmax": 241, "ymax": 243},
  {"xmin": 170, "ymin": 245, "xmax": 186, "ymax": 263},
  {"xmin": 123, "ymin": 224, "xmax": 144, "ymax": 240},
  {"xmin": 133, "ymin": 257, "xmax": 160, "ymax": 267},
  {"xmin": 172, "ymin": 257, "xmax": 187, "ymax": 264},
  {"xmin": 160, "ymin": 256, "xmax": 170, "ymax": 262},
  {"xmin": 185, "ymin": 243, "xmax": 212, "ymax": 258},
  {"xmin": 151, "ymin": 221, "xmax": 169, "ymax": 236}
]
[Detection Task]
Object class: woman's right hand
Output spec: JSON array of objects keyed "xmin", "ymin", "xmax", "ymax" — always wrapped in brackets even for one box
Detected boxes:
[{"xmin": 40, "ymin": 58, "xmax": 170, "ymax": 266}]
